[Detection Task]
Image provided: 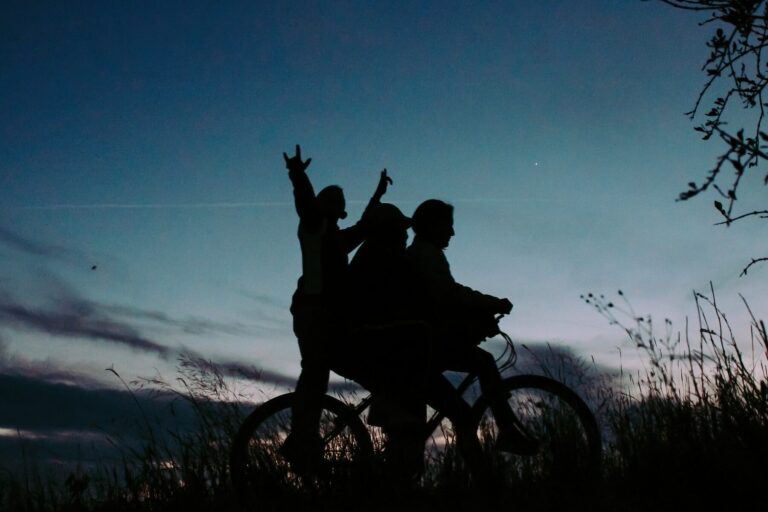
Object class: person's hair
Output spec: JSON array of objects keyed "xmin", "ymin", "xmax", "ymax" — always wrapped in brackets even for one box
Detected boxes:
[
  {"xmin": 317, "ymin": 185, "xmax": 346, "ymax": 218},
  {"xmin": 411, "ymin": 199, "xmax": 453, "ymax": 235},
  {"xmin": 317, "ymin": 185, "xmax": 343, "ymax": 203}
]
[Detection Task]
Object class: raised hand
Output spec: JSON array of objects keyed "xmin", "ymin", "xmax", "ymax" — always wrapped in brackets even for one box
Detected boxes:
[
  {"xmin": 373, "ymin": 169, "xmax": 393, "ymax": 200},
  {"xmin": 283, "ymin": 144, "xmax": 312, "ymax": 174}
]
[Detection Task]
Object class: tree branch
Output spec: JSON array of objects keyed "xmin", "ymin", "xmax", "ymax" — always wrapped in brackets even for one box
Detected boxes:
[
  {"xmin": 714, "ymin": 209, "xmax": 768, "ymax": 224},
  {"xmin": 660, "ymin": 0, "xmax": 768, "ymax": 277},
  {"xmin": 740, "ymin": 256, "xmax": 768, "ymax": 275}
]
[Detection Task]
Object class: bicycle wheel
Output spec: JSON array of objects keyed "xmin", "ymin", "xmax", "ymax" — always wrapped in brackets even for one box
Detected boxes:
[
  {"xmin": 471, "ymin": 375, "xmax": 602, "ymax": 484},
  {"xmin": 229, "ymin": 392, "xmax": 373, "ymax": 508}
]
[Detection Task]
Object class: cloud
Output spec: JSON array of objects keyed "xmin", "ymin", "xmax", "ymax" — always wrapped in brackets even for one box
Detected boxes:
[
  {"xmin": 0, "ymin": 362, "xmax": 355, "ymax": 472},
  {"xmin": 0, "ymin": 298, "xmax": 309, "ymax": 389},
  {"xmin": 0, "ymin": 240, "xmax": 350, "ymax": 394},
  {"xmin": 0, "ymin": 338, "xmax": 114, "ymax": 389},
  {"xmin": 0, "ymin": 430, "xmax": 114, "ymax": 474},
  {"xmin": 0, "ymin": 291, "xmax": 330, "ymax": 394},
  {"xmin": 102, "ymin": 303, "xmax": 254, "ymax": 337},
  {"xmin": 0, "ymin": 225, "xmax": 71, "ymax": 259},
  {"xmin": 0, "ymin": 299, "xmax": 173, "ymax": 358},
  {"xmin": 214, "ymin": 359, "xmax": 361, "ymax": 393},
  {"xmin": 0, "ymin": 372, "xmax": 217, "ymax": 471},
  {"xmin": 239, "ymin": 290, "xmax": 289, "ymax": 309},
  {"xmin": 0, "ymin": 289, "xmax": 319, "ymax": 392},
  {"xmin": 0, "ymin": 277, "xmax": 247, "ymax": 360},
  {"xmin": 0, "ymin": 373, "xmax": 180, "ymax": 432}
]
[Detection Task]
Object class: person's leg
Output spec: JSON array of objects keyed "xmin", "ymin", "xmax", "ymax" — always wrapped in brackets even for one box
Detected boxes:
[
  {"xmin": 291, "ymin": 357, "xmax": 330, "ymax": 440},
  {"xmin": 281, "ymin": 354, "xmax": 330, "ymax": 473},
  {"xmin": 384, "ymin": 423, "xmax": 426, "ymax": 490},
  {"xmin": 423, "ymin": 373, "xmax": 485, "ymax": 476},
  {"xmin": 443, "ymin": 346, "xmax": 537, "ymax": 454},
  {"xmin": 383, "ymin": 373, "xmax": 428, "ymax": 483},
  {"xmin": 445, "ymin": 347, "xmax": 510, "ymax": 422},
  {"xmin": 283, "ymin": 300, "xmax": 332, "ymax": 470}
]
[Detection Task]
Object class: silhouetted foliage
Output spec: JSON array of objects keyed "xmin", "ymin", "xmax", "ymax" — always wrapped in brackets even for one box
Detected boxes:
[
  {"xmin": 582, "ymin": 285, "xmax": 768, "ymax": 508},
  {"xmin": 656, "ymin": 0, "xmax": 768, "ymax": 274}
]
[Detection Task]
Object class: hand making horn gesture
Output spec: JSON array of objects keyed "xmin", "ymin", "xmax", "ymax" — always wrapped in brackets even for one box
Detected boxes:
[{"xmin": 283, "ymin": 144, "xmax": 312, "ymax": 174}]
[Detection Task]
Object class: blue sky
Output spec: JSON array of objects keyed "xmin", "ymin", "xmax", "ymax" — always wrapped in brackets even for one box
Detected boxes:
[{"xmin": 1, "ymin": 0, "xmax": 766, "ymax": 465}]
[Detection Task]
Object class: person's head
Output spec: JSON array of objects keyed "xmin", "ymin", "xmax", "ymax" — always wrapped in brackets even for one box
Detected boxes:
[
  {"xmin": 317, "ymin": 185, "xmax": 347, "ymax": 221},
  {"xmin": 367, "ymin": 202, "xmax": 411, "ymax": 251},
  {"xmin": 411, "ymin": 199, "xmax": 454, "ymax": 249}
]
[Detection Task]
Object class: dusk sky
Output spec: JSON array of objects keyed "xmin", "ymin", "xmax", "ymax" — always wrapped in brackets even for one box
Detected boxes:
[{"xmin": 1, "ymin": 1, "xmax": 766, "ymax": 466}]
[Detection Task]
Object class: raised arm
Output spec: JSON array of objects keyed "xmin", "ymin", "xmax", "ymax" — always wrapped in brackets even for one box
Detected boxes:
[
  {"xmin": 340, "ymin": 169, "xmax": 393, "ymax": 252},
  {"xmin": 283, "ymin": 145, "xmax": 321, "ymax": 228},
  {"xmin": 365, "ymin": 169, "xmax": 392, "ymax": 215}
]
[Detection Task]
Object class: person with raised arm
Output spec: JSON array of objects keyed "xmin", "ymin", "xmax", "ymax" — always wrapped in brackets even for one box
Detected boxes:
[{"xmin": 280, "ymin": 145, "xmax": 390, "ymax": 471}]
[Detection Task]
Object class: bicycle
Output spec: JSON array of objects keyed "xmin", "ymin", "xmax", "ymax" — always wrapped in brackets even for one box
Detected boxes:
[{"xmin": 229, "ymin": 325, "xmax": 602, "ymax": 506}]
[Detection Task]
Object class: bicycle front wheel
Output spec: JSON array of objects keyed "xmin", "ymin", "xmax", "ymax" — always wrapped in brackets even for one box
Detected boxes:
[
  {"xmin": 471, "ymin": 374, "xmax": 602, "ymax": 484},
  {"xmin": 229, "ymin": 392, "xmax": 373, "ymax": 508}
]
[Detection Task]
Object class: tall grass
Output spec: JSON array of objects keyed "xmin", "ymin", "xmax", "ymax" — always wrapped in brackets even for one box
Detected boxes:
[
  {"xmin": 0, "ymin": 356, "xmax": 249, "ymax": 512},
  {"xmin": 585, "ymin": 286, "xmax": 768, "ymax": 508},
  {"xmin": 110, "ymin": 356, "xmax": 247, "ymax": 510}
]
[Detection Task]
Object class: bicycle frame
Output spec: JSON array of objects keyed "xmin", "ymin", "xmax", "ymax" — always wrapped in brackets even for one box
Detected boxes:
[
  {"xmin": 322, "ymin": 317, "xmax": 517, "ymax": 445},
  {"xmin": 322, "ymin": 371, "xmax": 482, "ymax": 448}
]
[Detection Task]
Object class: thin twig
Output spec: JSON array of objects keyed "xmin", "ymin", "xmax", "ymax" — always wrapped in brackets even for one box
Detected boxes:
[
  {"xmin": 714, "ymin": 209, "xmax": 768, "ymax": 224},
  {"xmin": 740, "ymin": 256, "xmax": 768, "ymax": 275}
]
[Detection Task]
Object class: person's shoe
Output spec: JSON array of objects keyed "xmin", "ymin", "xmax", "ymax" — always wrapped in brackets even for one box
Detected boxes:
[{"xmin": 495, "ymin": 425, "xmax": 540, "ymax": 456}]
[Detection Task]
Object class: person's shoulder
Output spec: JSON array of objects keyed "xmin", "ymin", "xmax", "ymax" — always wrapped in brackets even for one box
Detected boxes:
[
  {"xmin": 406, "ymin": 240, "xmax": 446, "ymax": 273},
  {"xmin": 404, "ymin": 239, "xmax": 424, "ymax": 260},
  {"xmin": 406, "ymin": 238, "xmax": 428, "ymax": 253},
  {"xmin": 408, "ymin": 238, "xmax": 443, "ymax": 257}
]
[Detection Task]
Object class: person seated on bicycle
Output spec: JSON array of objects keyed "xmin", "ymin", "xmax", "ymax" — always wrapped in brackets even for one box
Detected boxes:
[
  {"xmin": 405, "ymin": 198, "xmax": 538, "ymax": 455},
  {"xmin": 336, "ymin": 201, "xmax": 490, "ymax": 478},
  {"xmin": 280, "ymin": 145, "xmax": 392, "ymax": 469},
  {"xmin": 341, "ymin": 203, "xmax": 431, "ymax": 426}
]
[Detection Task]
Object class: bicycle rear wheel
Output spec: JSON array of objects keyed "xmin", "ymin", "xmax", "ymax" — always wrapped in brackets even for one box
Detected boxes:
[
  {"xmin": 471, "ymin": 375, "xmax": 602, "ymax": 484},
  {"xmin": 229, "ymin": 392, "xmax": 373, "ymax": 508}
]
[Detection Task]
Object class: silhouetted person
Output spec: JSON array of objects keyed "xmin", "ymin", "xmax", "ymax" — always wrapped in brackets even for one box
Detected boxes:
[
  {"xmin": 340, "ymin": 203, "xmax": 429, "ymax": 479},
  {"xmin": 280, "ymin": 145, "xmax": 390, "ymax": 470},
  {"xmin": 405, "ymin": 199, "xmax": 537, "ymax": 454},
  {"xmin": 338, "ymin": 201, "xmax": 489, "ymax": 481},
  {"xmin": 347, "ymin": 203, "xmax": 416, "ymax": 327}
]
